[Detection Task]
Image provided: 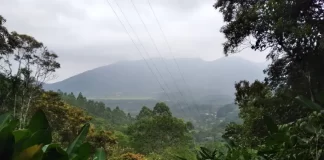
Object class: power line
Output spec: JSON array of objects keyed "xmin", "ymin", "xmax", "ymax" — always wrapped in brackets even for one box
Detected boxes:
[
  {"xmin": 147, "ymin": 0, "xmax": 201, "ymax": 112},
  {"xmin": 112, "ymin": 0, "xmax": 188, "ymax": 115},
  {"xmin": 103, "ymin": 0, "xmax": 172, "ymax": 102},
  {"xmin": 112, "ymin": 0, "xmax": 173, "ymax": 100},
  {"xmin": 130, "ymin": 0, "xmax": 192, "ymax": 110}
]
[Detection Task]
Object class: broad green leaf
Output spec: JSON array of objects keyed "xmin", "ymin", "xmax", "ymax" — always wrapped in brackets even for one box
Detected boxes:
[
  {"xmin": 76, "ymin": 142, "xmax": 91, "ymax": 160},
  {"xmin": 296, "ymin": 96, "xmax": 323, "ymax": 111},
  {"xmin": 0, "ymin": 117, "xmax": 18, "ymax": 132},
  {"xmin": 0, "ymin": 113, "xmax": 11, "ymax": 126},
  {"xmin": 7, "ymin": 119, "xmax": 19, "ymax": 131},
  {"xmin": 14, "ymin": 144, "xmax": 43, "ymax": 160},
  {"xmin": 42, "ymin": 144, "xmax": 68, "ymax": 160},
  {"xmin": 196, "ymin": 153, "xmax": 201, "ymax": 160},
  {"xmin": 199, "ymin": 151, "xmax": 209, "ymax": 159},
  {"xmin": 66, "ymin": 123, "xmax": 90, "ymax": 155},
  {"xmin": 13, "ymin": 129, "xmax": 31, "ymax": 143},
  {"xmin": 28, "ymin": 110, "xmax": 50, "ymax": 133},
  {"xmin": 70, "ymin": 142, "xmax": 91, "ymax": 160},
  {"xmin": 19, "ymin": 129, "xmax": 52, "ymax": 152},
  {"xmin": 217, "ymin": 152, "xmax": 225, "ymax": 159},
  {"xmin": 175, "ymin": 155, "xmax": 188, "ymax": 160},
  {"xmin": 93, "ymin": 148, "xmax": 106, "ymax": 160},
  {"xmin": 0, "ymin": 126, "xmax": 15, "ymax": 159},
  {"xmin": 200, "ymin": 147, "xmax": 211, "ymax": 155},
  {"xmin": 211, "ymin": 149, "xmax": 217, "ymax": 158},
  {"xmin": 69, "ymin": 154, "xmax": 78, "ymax": 160},
  {"xmin": 315, "ymin": 92, "xmax": 324, "ymax": 105},
  {"xmin": 200, "ymin": 147, "xmax": 212, "ymax": 159},
  {"xmin": 42, "ymin": 144, "xmax": 60, "ymax": 152},
  {"xmin": 263, "ymin": 115, "xmax": 278, "ymax": 134}
]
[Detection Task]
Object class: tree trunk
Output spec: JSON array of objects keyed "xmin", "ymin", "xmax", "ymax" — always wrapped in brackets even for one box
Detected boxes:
[{"xmin": 22, "ymin": 96, "xmax": 32, "ymax": 128}]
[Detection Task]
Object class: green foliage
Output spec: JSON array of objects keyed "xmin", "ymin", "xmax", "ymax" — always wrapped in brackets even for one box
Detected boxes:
[
  {"xmin": 136, "ymin": 106, "xmax": 153, "ymax": 120},
  {"xmin": 194, "ymin": 147, "xmax": 222, "ymax": 160},
  {"xmin": 113, "ymin": 131, "xmax": 130, "ymax": 148},
  {"xmin": 182, "ymin": 97, "xmax": 324, "ymax": 160},
  {"xmin": 32, "ymin": 91, "xmax": 93, "ymax": 145},
  {"xmin": 153, "ymin": 102, "xmax": 172, "ymax": 117},
  {"xmin": 66, "ymin": 123, "xmax": 90, "ymax": 155},
  {"xmin": 228, "ymin": 80, "xmax": 311, "ymax": 147},
  {"xmin": 163, "ymin": 146, "xmax": 196, "ymax": 160},
  {"xmin": 94, "ymin": 148, "xmax": 106, "ymax": 160},
  {"xmin": 127, "ymin": 103, "xmax": 193, "ymax": 155},
  {"xmin": 214, "ymin": 0, "xmax": 324, "ymax": 103},
  {"xmin": 42, "ymin": 144, "xmax": 69, "ymax": 160},
  {"xmin": 87, "ymin": 125, "xmax": 117, "ymax": 155},
  {"xmin": 59, "ymin": 92, "xmax": 132, "ymax": 128},
  {"xmin": 178, "ymin": 142, "xmax": 259, "ymax": 160},
  {"xmin": 119, "ymin": 152, "xmax": 146, "ymax": 160},
  {"xmin": 0, "ymin": 15, "xmax": 60, "ymax": 129},
  {"xmin": 182, "ymin": 2, "xmax": 324, "ymax": 159},
  {"xmin": 0, "ymin": 110, "xmax": 108, "ymax": 160},
  {"xmin": 192, "ymin": 103, "xmax": 241, "ymax": 144}
]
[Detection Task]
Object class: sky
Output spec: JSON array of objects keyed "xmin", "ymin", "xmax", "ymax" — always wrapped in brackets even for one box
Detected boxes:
[{"xmin": 0, "ymin": 0, "xmax": 268, "ymax": 82}]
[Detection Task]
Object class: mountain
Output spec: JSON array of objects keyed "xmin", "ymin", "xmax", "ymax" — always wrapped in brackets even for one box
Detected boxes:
[{"xmin": 44, "ymin": 57, "xmax": 266, "ymax": 103}]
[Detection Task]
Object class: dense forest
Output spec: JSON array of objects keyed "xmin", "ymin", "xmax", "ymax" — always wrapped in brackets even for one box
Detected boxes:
[{"xmin": 1, "ymin": 0, "xmax": 324, "ymax": 159}]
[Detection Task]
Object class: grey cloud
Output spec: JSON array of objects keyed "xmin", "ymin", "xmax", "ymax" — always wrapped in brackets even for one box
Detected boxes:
[
  {"xmin": 0, "ymin": 0, "xmax": 267, "ymax": 82},
  {"xmin": 152, "ymin": 0, "xmax": 213, "ymax": 11}
]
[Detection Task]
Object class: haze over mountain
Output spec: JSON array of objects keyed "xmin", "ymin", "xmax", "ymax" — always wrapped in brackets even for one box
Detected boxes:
[{"xmin": 44, "ymin": 57, "xmax": 267, "ymax": 102}]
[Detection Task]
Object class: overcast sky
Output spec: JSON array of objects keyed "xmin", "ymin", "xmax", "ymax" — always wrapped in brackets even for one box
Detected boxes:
[{"xmin": 0, "ymin": 0, "xmax": 267, "ymax": 82}]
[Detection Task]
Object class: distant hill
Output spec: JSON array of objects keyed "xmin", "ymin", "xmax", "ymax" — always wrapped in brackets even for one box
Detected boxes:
[{"xmin": 44, "ymin": 57, "xmax": 266, "ymax": 104}]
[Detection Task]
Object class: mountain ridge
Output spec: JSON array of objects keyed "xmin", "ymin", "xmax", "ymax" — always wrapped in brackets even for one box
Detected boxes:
[{"xmin": 44, "ymin": 57, "xmax": 266, "ymax": 102}]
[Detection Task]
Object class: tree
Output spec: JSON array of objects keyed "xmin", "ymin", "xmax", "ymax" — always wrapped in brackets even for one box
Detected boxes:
[
  {"xmin": 0, "ymin": 15, "xmax": 60, "ymax": 128},
  {"xmin": 112, "ymin": 106, "xmax": 128, "ymax": 126},
  {"xmin": 31, "ymin": 91, "xmax": 92, "ymax": 145},
  {"xmin": 153, "ymin": 102, "xmax": 172, "ymax": 117},
  {"xmin": 214, "ymin": 0, "xmax": 324, "ymax": 104},
  {"xmin": 87, "ymin": 125, "xmax": 117, "ymax": 155},
  {"xmin": 119, "ymin": 153, "xmax": 146, "ymax": 160},
  {"xmin": 60, "ymin": 91, "xmax": 132, "ymax": 127},
  {"xmin": 32, "ymin": 91, "xmax": 117, "ymax": 157},
  {"xmin": 0, "ymin": 110, "xmax": 108, "ymax": 160},
  {"xmin": 0, "ymin": 15, "xmax": 16, "ymax": 56},
  {"xmin": 214, "ymin": 0, "xmax": 324, "ymax": 144},
  {"xmin": 127, "ymin": 103, "xmax": 193, "ymax": 154},
  {"xmin": 136, "ymin": 106, "xmax": 153, "ymax": 120},
  {"xmin": 76, "ymin": 92, "xmax": 87, "ymax": 108},
  {"xmin": 225, "ymin": 80, "xmax": 311, "ymax": 147}
]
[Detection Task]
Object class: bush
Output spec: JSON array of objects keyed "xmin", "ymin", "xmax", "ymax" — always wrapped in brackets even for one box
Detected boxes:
[
  {"xmin": 120, "ymin": 152, "xmax": 146, "ymax": 160},
  {"xmin": 0, "ymin": 110, "xmax": 106, "ymax": 160}
]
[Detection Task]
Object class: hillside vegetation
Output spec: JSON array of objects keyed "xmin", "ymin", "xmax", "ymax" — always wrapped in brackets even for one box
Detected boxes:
[{"xmin": 1, "ymin": 0, "xmax": 324, "ymax": 159}]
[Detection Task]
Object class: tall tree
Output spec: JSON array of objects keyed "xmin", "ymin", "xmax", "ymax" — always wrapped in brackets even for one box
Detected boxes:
[
  {"xmin": 215, "ymin": 0, "xmax": 322, "ymax": 148},
  {"xmin": 0, "ymin": 15, "xmax": 16, "ymax": 56},
  {"xmin": 0, "ymin": 15, "xmax": 60, "ymax": 128},
  {"xmin": 153, "ymin": 102, "xmax": 172, "ymax": 117},
  {"xmin": 136, "ymin": 106, "xmax": 153, "ymax": 120},
  {"xmin": 214, "ymin": 0, "xmax": 324, "ymax": 103},
  {"xmin": 76, "ymin": 92, "xmax": 87, "ymax": 108}
]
